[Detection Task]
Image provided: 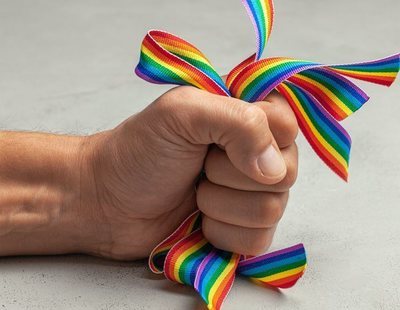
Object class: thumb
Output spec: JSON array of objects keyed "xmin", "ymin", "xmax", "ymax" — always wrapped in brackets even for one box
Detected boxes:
[{"xmin": 156, "ymin": 86, "xmax": 287, "ymax": 185}]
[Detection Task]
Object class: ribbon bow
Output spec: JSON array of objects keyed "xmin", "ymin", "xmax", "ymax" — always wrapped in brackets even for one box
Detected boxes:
[{"xmin": 134, "ymin": 0, "xmax": 399, "ymax": 309}]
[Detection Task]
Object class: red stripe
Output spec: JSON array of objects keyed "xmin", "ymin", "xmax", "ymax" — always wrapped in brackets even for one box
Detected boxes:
[
  {"xmin": 150, "ymin": 30, "xmax": 204, "ymax": 55},
  {"xmin": 266, "ymin": 271, "xmax": 305, "ymax": 288},
  {"xmin": 154, "ymin": 214, "xmax": 194, "ymax": 249},
  {"xmin": 214, "ymin": 264, "xmax": 238, "ymax": 310},
  {"xmin": 144, "ymin": 35, "xmax": 227, "ymax": 95},
  {"xmin": 277, "ymin": 84, "xmax": 348, "ymax": 181},
  {"xmin": 331, "ymin": 70, "xmax": 395, "ymax": 86},
  {"xmin": 226, "ymin": 54, "xmax": 256, "ymax": 88},
  {"xmin": 228, "ymin": 58, "xmax": 283, "ymax": 96},
  {"xmin": 288, "ymin": 75, "xmax": 347, "ymax": 121},
  {"xmin": 164, "ymin": 230, "xmax": 204, "ymax": 281}
]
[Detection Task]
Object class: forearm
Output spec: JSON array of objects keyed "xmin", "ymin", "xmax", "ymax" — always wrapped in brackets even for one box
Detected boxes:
[{"xmin": 0, "ymin": 131, "xmax": 88, "ymax": 256}]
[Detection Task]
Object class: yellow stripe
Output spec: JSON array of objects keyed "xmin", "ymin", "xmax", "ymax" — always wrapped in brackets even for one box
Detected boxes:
[
  {"xmin": 281, "ymin": 83, "xmax": 348, "ymax": 168},
  {"xmin": 154, "ymin": 220, "xmax": 196, "ymax": 254},
  {"xmin": 294, "ymin": 74, "xmax": 353, "ymax": 116},
  {"xmin": 236, "ymin": 58, "xmax": 298, "ymax": 96},
  {"xmin": 152, "ymin": 35, "xmax": 202, "ymax": 55},
  {"xmin": 142, "ymin": 45, "xmax": 207, "ymax": 90},
  {"xmin": 259, "ymin": 0, "xmax": 268, "ymax": 39},
  {"xmin": 207, "ymin": 255, "xmax": 238, "ymax": 307},
  {"xmin": 158, "ymin": 42, "xmax": 213, "ymax": 67},
  {"xmin": 332, "ymin": 68, "xmax": 397, "ymax": 77},
  {"xmin": 173, "ymin": 238, "xmax": 208, "ymax": 283},
  {"xmin": 265, "ymin": 1, "xmax": 273, "ymax": 38},
  {"xmin": 255, "ymin": 265, "xmax": 306, "ymax": 283}
]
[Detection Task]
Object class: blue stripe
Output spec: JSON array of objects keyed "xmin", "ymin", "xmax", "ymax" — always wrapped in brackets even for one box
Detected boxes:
[
  {"xmin": 291, "ymin": 83, "xmax": 351, "ymax": 154},
  {"xmin": 137, "ymin": 61, "xmax": 185, "ymax": 85},
  {"xmin": 245, "ymin": 0, "xmax": 265, "ymax": 57},
  {"xmin": 237, "ymin": 248, "xmax": 305, "ymax": 272},
  {"xmin": 196, "ymin": 252, "xmax": 221, "ymax": 300},
  {"xmin": 301, "ymin": 69, "xmax": 367, "ymax": 110},
  {"xmin": 332, "ymin": 57, "xmax": 399, "ymax": 70},
  {"xmin": 312, "ymin": 68, "xmax": 367, "ymax": 103},
  {"xmin": 244, "ymin": 62, "xmax": 315, "ymax": 102},
  {"xmin": 239, "ymin": 253, "xmax": 306, "ymax": 277}
]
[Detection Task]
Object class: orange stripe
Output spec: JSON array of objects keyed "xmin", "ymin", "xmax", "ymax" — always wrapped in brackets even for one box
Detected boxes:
[
  {"xmin": 289, "ymin": 75, "xmax": 347, "ymax": 120},
  {"xmin": 165, "ymin": 232, "xmax": 204, "ymax": 281},
  {"xmin": 277, "ymin": 84, "xmax": 348, "ymax": 180},
  {"xmin": 211, "ymin": 257, "xmax": 238, "ymax": 309},
  {"xmin": 265, "ymin": 271, "xmax": 305, "ymax": 288},
  {"xmin": 144, "ymin": 37, "xmax": 225, "ymax": 95},
  {"xmin": 229, "ymin": 58, "xmax": 284, "ymax": 95}
]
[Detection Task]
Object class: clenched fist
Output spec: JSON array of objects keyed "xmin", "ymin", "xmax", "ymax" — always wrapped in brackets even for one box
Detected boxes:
[{"xmin": 81, "ymin": 86, "xmax": 299, "ymax": 260}]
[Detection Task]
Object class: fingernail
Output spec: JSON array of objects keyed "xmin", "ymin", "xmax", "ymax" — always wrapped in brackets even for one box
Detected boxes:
[{"xmin": 257, "ymin": 145, "xmax": 286, "ymax": 178}]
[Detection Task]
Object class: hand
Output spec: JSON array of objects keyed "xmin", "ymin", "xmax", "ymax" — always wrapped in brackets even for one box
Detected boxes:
[{"xmin": 80, "ymin": 86, "xmax": 299, "ymax": 260}]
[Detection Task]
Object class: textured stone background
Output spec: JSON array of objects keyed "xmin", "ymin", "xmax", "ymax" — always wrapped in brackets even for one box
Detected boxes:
[{"xmin": 0, "ymin": 0, "xmax": 399, "ymax": 309}]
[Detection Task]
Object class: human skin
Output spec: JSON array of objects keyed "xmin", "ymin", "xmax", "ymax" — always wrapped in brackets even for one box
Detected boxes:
[{"xmin": 0, "ymin": 86, "xmax": 298, "ymax": 260}]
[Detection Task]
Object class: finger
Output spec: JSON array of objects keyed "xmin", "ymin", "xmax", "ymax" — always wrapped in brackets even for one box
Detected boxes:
[
  {"xmin": 202, "ymin": 215, "xmax": 276, "ymax": 256},
  {"xmin": 205, "ymin": 143, "xmax": 298, "ymax": 192},
  {"xmin": 197, "ymin": 180, "xmax": 288, "ymax": 228},
  {"xmin": 254, "ymin": 91, "xmax": 298, "ymax": 148},
  {"xmin": 215, "ymin": 89, "xmax": 297, "ymax": 150},
  {"xmin": 152, "ymin": 86, "xmax": 287, "ymax": 185}
]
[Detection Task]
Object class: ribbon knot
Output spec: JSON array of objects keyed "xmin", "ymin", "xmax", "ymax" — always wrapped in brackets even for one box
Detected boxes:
[
  {"xmin": 148, "ymin": 212, "xmax": 306, "ymax": 310},
  {"xmin": 134, "ymin": 0, "xmax": 399, "ymax": 309}
]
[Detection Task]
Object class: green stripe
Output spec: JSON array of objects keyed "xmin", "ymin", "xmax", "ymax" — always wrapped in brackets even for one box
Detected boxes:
[
  {"xmin": 289, "ymin": 83, "xmax": 349, "ymax": 161},
  {"xmin": 178, "ymin": 55, "xmax": 222, "ymax": 83},
  {"xmin": 202, "ymin": 253, "xmax": 232, "ymax": 304},
  {"xmin": 250, "ymin": 259, "xmax": 306, "ymax": 278},
  {"xmin": 299, "ymin": 70, "xmax": 358, "ymax": 112},
  {"xmin": 240, "ymin": 61, "xmax": 312, "ymax": 100},
  {"xmin": 255, "ymin": 0, "xmax": 266, "ymax": 43},
  {"xmin": 141, "ymin": 52, "xmax": 185, "ymax": 83},
  {"xmin": 178, "ymin": 245, "xmax": 209, "ymax": 285},
  {"xmin": 336, "ymin": 66, "xmax": 397, "ymax": 73}
]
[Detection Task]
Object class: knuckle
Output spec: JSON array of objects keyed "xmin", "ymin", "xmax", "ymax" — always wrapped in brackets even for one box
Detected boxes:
[
  {"xmin": 258, "ymin": 194, "xmax": 285, "ymax": 226},
  {"xmin": 279, "ymin": 109, "xmax": 299, "ymax": 141},
  {"xmin": 202, "ymin": 216, "xmax": 212, "ymax": 239},
  {"xmin": 196, "ymin": 181, "xmax": 212, "ymax": 212},
  {"xmin": 285, "ymin": 122, "xmax": 299, "ymax": 144},
  {"xmin": 158, "ymin": 86, "xmax": 199, "ymax": 110},
  {"xmin": 279, "ymin": 165, "xmax": 298, "ymax": 190},
  {"xmin": 202, "ymin": 217, "xmax": 224, "ymax": 250},
  {"xmin": 277, "ymin": 145, "xmax": 298, "ymax": 190},
  {"xmin": 203, "ymin": 149, "xmax": 220, "ymax": 183},
  {"xmin": 272, "ymin": 104, "xmax": 299, "ymax": 145},
  {"xmin": 239, "ymin": 105, "xmax": 269, "ymax": 135},
  {"xmin": 167, "ymin": 85, "xmax": 199, "ymax": 100},
  {"xmin": 244, "ymin": 229, "xmax": 272, "ymax": 255}
]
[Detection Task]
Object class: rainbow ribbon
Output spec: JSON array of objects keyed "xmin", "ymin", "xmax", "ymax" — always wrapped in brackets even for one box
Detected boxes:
[{"xmin": 135, "ymin": 0, "xmax": 399, "ymax": 309}]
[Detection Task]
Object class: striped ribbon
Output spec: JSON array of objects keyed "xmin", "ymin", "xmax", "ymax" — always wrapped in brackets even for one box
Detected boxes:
[
  {"xmin": 148, "ymin": 211, "xmax": 306, "ymax": 309},
  {"xmin": 135, "ymin": 0, "xmax": 399, "ymax": 309}
]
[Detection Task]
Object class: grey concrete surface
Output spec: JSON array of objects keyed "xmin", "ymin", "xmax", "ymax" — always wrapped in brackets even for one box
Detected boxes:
[{"xmin": 0, "ymin": 0, "xmax": 399, "ymax": 309}]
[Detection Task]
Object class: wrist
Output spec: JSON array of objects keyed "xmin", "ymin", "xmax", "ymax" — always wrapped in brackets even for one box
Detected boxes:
[
  {"xmin": 0, "ymin": 132, "xmax": 90, "ymax": 255},
  {"xmin": 73, "ymin": 131, "xmax": 114, "ymax": 257}
]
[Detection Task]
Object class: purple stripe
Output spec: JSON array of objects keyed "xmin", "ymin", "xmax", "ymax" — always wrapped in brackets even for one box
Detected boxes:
[
  {"xmin": 239, "ymin": 243, "xmax": 304, "ymax": 267},
  {"xmin": 254, "ymin": 54, "xmax": 400, "ymax": 102},
  {"xmin": 332, "ymin": 53, "xmax": 399, "ymax": 67},
  {"xmin": 300, "ymin": 82, "xmax": 352, "ymax": 142},
  {"xmin": 194, "ymin": 250, "xmax": 216, "ymax": 290},
  {"xmin": 314, "ymin": 68, "xmax": 369, "ymax": 101},
  {"xmin": 242, "ymin": 0, "xmax": 263, "ymax": 60},
  {"xmin": 254, "ymin": 62, "xmax": 319, "ymax": 102},
  {"xmin": 134, "ymin": 67, "xmax": 166, "ymax": 85}
]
